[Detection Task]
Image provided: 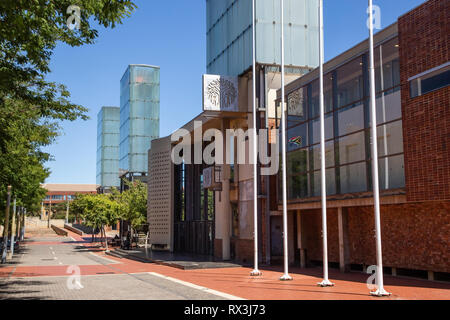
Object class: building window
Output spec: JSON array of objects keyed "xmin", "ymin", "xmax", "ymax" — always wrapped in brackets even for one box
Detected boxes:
[
  {"xmin": 52, "ymin": 195, "xmax": 63, "ymax": 201},
  {"xmin": 409, "ymin": 62, "xmax": 450, "ymax": 98},
  {"xmin": 285, "ymin": 36, "xmax": 404, "ymax": 200}
]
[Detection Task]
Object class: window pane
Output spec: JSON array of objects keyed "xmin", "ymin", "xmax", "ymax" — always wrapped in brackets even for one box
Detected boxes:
[
  {"xmin": 287, "ymin": 86, "xmax": 307, "ymax": 125},
  {"xmin": 377, "ymin": 120, "xmax": 403, "ymax": 157},
  {"xmin": 374, "ymin": 38, "xmax": 400, "ymax": 92},
  {"xmin": 339, "ymin": 162, "xmax": 367, "ymax": 194},
  {"xmin": 336, "ymin": 57, "xmax": 363, "ymax": 108},
  {"xmin": 339, "ymin": 131, "xmax": 366, "ymax": 165},
  {"xmin": 287, "ymin": 123, "xmax": 308, "ymax": 152},
  {"xmin": 310, "ymin": 76, "xmax": 333, "ymax": 118},
  {"xmin": 311, "ymin": 114, "xmax": 334, "ymax": 144},
  {"xmin": 421, "ymin": 68, "xmax": 450, "ymax": 94},
  {"xmin": 287, "ymin": 149, "xmax": 309, "ymax": 176},
  {"xmin": 378, "ymin": 154, "xmax": 405, "ymax": 190},
  {"xmin": 313, "ymin": 169, "xmax": 336, "ymax": 196},
  {"xmin": 338, "ymin": 102, "xmax": 364, "ymax": 136},
  {"xmin": 289, "ymin": 173, "xmax": 310, "ymax": 199},
  {"xmin": 376, "ymin": 90, "xmax": 401, "ymax": 124},
  {"xmin": 312, "ymin": 141, "xmax": 335, "ymax": 170}
]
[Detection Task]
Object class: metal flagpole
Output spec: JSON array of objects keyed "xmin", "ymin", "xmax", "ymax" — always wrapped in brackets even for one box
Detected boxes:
[
  {"xmin": 279, "ymin": 0, "xmax": 292, "ymax": 281},
  {"xmin": 8, "ymin": 198, "xmax": 17, "ymax": 259},
  {"xmin": 317, "ymin": 0, "xmax": 333, "ymax": 287},
  {"xmin": 250, "ymin": 0, "xmax": 262, "ymax": 277},
  {"xmin": 368, "ymin": 0, "xmax": 390, "ymax": 297}
]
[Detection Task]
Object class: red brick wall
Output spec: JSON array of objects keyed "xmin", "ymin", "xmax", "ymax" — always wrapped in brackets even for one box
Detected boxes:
[
  {"xmin": 301, "ymin": 201, "xmax": 450, "ymax": 273},
  {"xmin": 301, "ymin": 209, "xmax": 340, "ymax": 264},
  {"xmin": 234, "ymin": 238, "xmax": 253, "ymax": 265},
  {"xmin": 398, "ymin": 0, "xmax": 450, "ymax": 202}
]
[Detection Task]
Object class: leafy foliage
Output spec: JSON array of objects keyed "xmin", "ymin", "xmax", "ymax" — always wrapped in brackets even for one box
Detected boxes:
[
  {"xmin": 70, "ymin": 181, "xmax": 147, "ymax": 233},
  {"xmin": 0, "ymin": 0, "xmax": 137, "ymax": 216}
]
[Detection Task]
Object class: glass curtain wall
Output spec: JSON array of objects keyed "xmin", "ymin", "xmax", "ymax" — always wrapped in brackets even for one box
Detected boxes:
[
  {"xmin": 286, "ymin": 37, "xmax": 404, "ymax": 200},
  {"xmin": 119, "ymin": 65, "xmax": 160, "ymax": 173}
]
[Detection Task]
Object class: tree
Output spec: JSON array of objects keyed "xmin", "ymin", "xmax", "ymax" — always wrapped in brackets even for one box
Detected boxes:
[
  {"xmin": 72, "ymin": 194, "xmax": 119, "ymax": 249},
  {"xmin": 0, "ymin": 0, "xmax": 137, "ymax": 215}
]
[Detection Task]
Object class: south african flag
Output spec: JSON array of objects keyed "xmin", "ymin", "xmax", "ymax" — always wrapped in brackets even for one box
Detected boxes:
[{"xmin": 289, "ymin": 136, "xmax": 303, "ymax": 146}]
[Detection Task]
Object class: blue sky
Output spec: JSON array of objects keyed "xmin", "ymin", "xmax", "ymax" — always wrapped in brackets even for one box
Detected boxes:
[{"xmin": 44, "ymin": 0, "xmax": 426, "ymax": 184}]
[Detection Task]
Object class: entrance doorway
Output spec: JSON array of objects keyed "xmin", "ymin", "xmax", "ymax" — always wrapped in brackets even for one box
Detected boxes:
[{"xmin": 173, "ymin": 163, "xmax": 215, "ymax": 256}]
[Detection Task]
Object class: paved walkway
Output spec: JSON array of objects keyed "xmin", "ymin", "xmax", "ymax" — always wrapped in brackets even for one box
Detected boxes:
[
  {"xmin": 1, "ymin": 228, "xmax": 449, "ymax": 300},
  {"xmin": 0, "ymin": 229, "xmax": 235, "ymax": 300}
]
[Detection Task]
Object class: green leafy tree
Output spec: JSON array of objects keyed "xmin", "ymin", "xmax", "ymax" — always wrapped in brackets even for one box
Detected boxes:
[
  {"xmin": 0, "ymin": 0, "xmax": 137, "ymax": 217},
  {"xmin": 120, "ymin": 180, "xmax": 148, "ymax": 247},
  {"xmin": 73, "ymin": 194, "xmax": 119, "ymax": 249}
]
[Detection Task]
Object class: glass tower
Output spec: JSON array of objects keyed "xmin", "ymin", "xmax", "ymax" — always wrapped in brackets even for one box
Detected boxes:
[
  {"xmin": 119, "ymin": 65, "xmax": 160, "ymax": 174},
  {"xmin": 206, "ymin": 0, "xmax": 320, "ymax": 76},
  {"xmin": 96, "ymin": 106, "xmax": 121, "ymax": 189}
]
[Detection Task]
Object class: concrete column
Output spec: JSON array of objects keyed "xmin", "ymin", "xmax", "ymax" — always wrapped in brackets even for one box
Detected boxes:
[
  {"xmin": 392, "ymin": 267, "xmax": 397, "ymax": 276},
  {"xmin": 215, "ymin": 119, "xmax": 231, "ymax": 261},
  {"xmin": 296, "ymin": 210, "xmax": 306, "ymax": 268},
  {"xmin": 338, "ymin": 207, "xmax": 350, "ymax": 272},
  {"xmin": 428, "ymin": 271, "xmax": 434, "ymax": 281}
]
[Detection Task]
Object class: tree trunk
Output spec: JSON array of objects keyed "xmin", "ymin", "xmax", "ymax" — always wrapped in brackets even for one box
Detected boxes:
[
  {"xmin": 130, "ymin": 226, "xmax": 134, "ymax": 249},
  {"xmin": 104, "ymin": 227, "xmax": 109, "ymax": 252}
]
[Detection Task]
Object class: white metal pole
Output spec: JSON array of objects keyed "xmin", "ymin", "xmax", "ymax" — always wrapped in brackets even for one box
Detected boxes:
[
  {"xmin": 250, "ymin": 0, "xmax": 262, "ymax": 277},
  {"xmin": 279, "ymin": 0, "xmax": 292, "ymax": 281},
  {"xmin": 8, "ymin": 198, "xmax": 16, "ymax": 258},
  {"xmin": 368, "ymin": 0, "xmax": 390, "ymax": 297},
  {"xmin": 317, "ymin": 0, "xmax": 334, "ymax": 287},
  {"xmin": 66, "ymin": 200, "xmax": 69, "ymax": 224}
]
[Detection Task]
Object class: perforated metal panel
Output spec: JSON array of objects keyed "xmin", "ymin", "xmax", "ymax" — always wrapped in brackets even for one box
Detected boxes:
[{"xmin": 147, "ymin": 136, "xmax": 173, "ymax": 249}]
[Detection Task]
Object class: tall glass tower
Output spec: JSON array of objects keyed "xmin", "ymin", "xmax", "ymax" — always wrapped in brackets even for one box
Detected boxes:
[
  {"xmin": 96, "ymin": 106, "xmax": 120, "ymax": 191},
  {"xmin": 206, "ymin": 0, "xmax": 320, "ymax": 76},
  {"xmin": 119, "ymin": 65, "xmax": 160, "ymax": 175}
]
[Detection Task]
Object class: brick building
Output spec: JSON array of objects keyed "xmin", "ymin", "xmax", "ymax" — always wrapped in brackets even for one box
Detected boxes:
[
  {"xmin": 277, "ymin": 0, "xmax": 449, "ymax": 280},
  {"xmin": 41, "ymin": 184, "xmax": 98, "ymax": 220},
  {"xmin": 147, "ymin": 0, "xmax": 449, "ymax": 281}
]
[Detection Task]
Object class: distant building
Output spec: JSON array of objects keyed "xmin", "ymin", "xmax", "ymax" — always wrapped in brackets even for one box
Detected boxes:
[
  {"xmin": 96, "ymin": 106, "xmax": 120, "ymax": 193},
  {"xmin": 119, "ymin": 64, "xmax": 160, "ymax": 188},
  {"xmin": 41, "ymin": 184, "xmax": 98, "ymax": 219}
]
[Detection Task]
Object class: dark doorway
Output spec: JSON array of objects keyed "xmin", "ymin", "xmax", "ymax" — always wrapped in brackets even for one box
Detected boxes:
[
  {"xmin": 270, "ymin": 216, "xmax": 283, "ymax": 263},
  {"xmin": 173, "ymin": 162, "xmax": 215, "ymax": 256}
]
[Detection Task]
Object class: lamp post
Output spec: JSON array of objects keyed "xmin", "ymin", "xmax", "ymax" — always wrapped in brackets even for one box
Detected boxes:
[{"xmin": 368, "ymin": 0, "xmax": 390, "ymax": 297}]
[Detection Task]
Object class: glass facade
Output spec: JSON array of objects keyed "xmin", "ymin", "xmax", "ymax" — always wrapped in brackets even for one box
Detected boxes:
[
  {"xmin": 119, "ymin": 65, "xmax": 160, "ymax": 173},
  {"xmin": 286, "ymin": 37, "xmax": 404, "ymax": 200},
  {"xmin": 206, "ymin": 0, "xmax": 319, "ymax": 76},
  {"xmin": 96, "ymin": 106, "xmax": 120, "ymax": 188}
]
